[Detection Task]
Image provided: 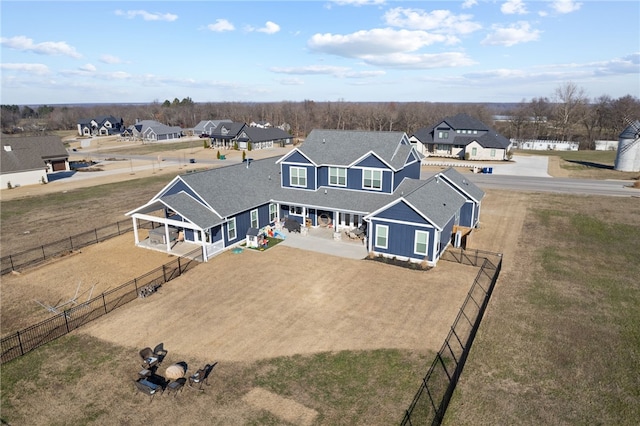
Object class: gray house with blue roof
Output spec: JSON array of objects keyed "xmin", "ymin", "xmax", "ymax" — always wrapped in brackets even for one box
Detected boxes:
[{"xmin": 126, "ymin": 129, "xmax": 484, "ymax": 266}]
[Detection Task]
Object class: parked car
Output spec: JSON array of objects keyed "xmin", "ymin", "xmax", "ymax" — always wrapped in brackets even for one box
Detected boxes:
[
  {"xmin": 199, "ymin": 133, "xmax": 210, "ymax": 138},
  {"xmin": 189, "ymin": 158, "xmax": 196, "ymax": 163}
]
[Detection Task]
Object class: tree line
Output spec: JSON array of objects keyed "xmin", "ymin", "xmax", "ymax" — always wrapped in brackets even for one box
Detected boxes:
[{"xmin": 2, "ymin": 83, "xmax": 639, "ymax": 148}]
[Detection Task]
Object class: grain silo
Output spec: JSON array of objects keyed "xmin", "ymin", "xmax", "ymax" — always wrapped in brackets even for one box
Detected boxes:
[{"xmin": 614, "ymin": 119, "xmax": 640, "ymax": 172}]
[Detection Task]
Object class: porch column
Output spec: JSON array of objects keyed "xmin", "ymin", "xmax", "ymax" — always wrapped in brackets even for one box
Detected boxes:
[
  {"xmin": 202, "ymin": 245, "xmax": 208, "ymax": 263},
  {"xmin": 164, "ymin": 223, "xmax": 171, "ymax": 252},
  {"xmin": 334, "ymin": 211, "xmax": 339, "ymax": 232},
  {"xmin": 132, "ymin": 217, "xmax": 140, "ymax": 244}
]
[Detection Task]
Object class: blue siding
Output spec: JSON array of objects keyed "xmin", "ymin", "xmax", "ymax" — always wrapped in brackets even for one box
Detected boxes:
[
  {"xmin": 281, "ymin": 163, "xmax": 316, "ymax": 190},
  {"xmin": 439, "ymin": 216, "xmax": 456, "ymax": 256},
  {"xmin": 283, "ymin": 151, "xmax": 312, "ymax": 164},
  {"xmin": 393, "ymin": 162, "xmax": 420, "ymax": 190},
  {"xmin": 160, "ymin": 180, "xmax": 205, "ymax": 204},
  {"xmin": 210, "ymin": 225, "xmax": 223, "ymax": 243},
  {"xmin": 370, "ymin": 219, "xmax": 437, "ymax": 262},
  {"xmin": 374, "ymin": 201, "xmax": 428, "ymax": 224},
  {"xmin": 460, "ymin": 201, "xmax": 474, "ymax": 227},
  {"xmin": 355, "ymin": 154, "xmax": 387, "ymax": 169},
  {"xmin": 224, "ymin": 203, "xmax": 273, "ymax": 246}
]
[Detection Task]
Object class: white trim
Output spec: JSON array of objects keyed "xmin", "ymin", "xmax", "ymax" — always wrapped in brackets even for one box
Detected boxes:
[
  {"xmin": 250, "ymin": 208, "xmax": 259, "ymax": 229},
  {"xmin": 375, "ymin": 224, "xmax": 389, "ymax": 249},
  {"xmin": 362, "ymin": 168, "xmax": 383, "ymax": 191},
  {"xmin": 289, "ymin": 166, "xmax": 307, "ymax": 187},
  {"xmin": 414, "ymin": 230, "xmax": 429, "ymax": 256},
  {"xmin": 269, "ymin": 203, "xmax": 278, "ymax": 222},
  {"xmin": 227, "ymin": 217, "xmax": 237, "ymax": 241},
  {"xmin": 328, "ymin": 166, "xmax": 347, "ymax": 187}
]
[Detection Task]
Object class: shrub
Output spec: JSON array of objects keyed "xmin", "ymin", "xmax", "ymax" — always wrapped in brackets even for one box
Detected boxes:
[
  {"xmin": 464, "ymin": 152, "xmax": 471, "ymax": 161},
  {"xmin": 242, "ymin": 150, "xmax": 246, "ymax": 161},
  {"xmin": 233, "ymin": 141, "xmax": 238, "ymax": 150},
  {"xmin": 216, "ymin": 150, "xmax": 221, "ymax": 159},
  {"xmin": 248, "ymin": 142, "xmax": 252, "ymax": 151},
  {"xmin": 7, "ymin": 181, "xmax": 13, "ymax": 189}
]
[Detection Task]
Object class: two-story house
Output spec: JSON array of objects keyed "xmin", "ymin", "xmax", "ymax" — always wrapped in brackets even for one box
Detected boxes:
[
  {"xmin": 77, "ymin": 116, "xmax": 124, "ymax": 136},
  {"xmin": 209, "ymin": 122, "xmax": 292, "ymax": 150},
  {"xmin": 410, "ymin": 113, "xmax": 512, "ymax": 160},
  {"xmin": 126, "ymin": 129, "xmax": 484, "ymax": 267}
]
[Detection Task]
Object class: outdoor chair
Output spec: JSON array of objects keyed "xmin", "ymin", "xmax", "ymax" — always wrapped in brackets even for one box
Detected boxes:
[
  {"xmin": 165, "ymin": 377, "xmax": 187, "ymax": 397},
  {"xmin": 134, "ymin": 378, "xmax": 163, "ymax": 401},
  {"xmin": 153, "ymin": 343, "xmax": 168, "ymax": 364},
  {"xmin": 188, "ymin": 362, "xmax": 218, "ymax": 391},
  {"xmin": 139, "ymin": 347, "xmax": 159, "ymax": 369}
]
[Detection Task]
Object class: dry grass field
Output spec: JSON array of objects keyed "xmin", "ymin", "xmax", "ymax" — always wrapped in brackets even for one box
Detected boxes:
[{"xmin": 2, "ymin": 147, "xmax": 639, "ymax": 425}]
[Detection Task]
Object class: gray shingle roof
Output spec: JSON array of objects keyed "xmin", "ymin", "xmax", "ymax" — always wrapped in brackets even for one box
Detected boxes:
[
  {"xmin": 0, "ymin": 135, "xmax": 67, "ymax": 174},
  {"xmin": 160, "ymin": 192, "xmax": 224, "ymax": 229},
  {"xmin": 439, "ymin": 167, "xmax": 485, "ymax": 202},
  {"xmin": 243, "ymin": 127, "xmax": 291, "ymax": 143},
  {"xmin": 298, "ymin": 130, "xmax": 412, "ymax": 170},
  {"xmin": 397, "ymin": 176, "xmax": 467, "ymax": 229}
]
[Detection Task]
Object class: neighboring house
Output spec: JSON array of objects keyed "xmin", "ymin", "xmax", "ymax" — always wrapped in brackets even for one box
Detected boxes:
[
  {"xmin": 192, "ymin": 119, "xmax": 232, "ymax": 137},
  {"xmin": 77, "ymin": 116, "xmax": 124, "ymax": 136},
  {"xmin": 511, "ymin": 139, "xmax": 579, "ymax": 151},
  {"xmin": 127, "ymin": 120, "xmax": 182, "ymax": 142},
  {"xmin": 126, "ymin": 129, "xmax": 484, "ymax": 267},
  {"xmin": 1, "ymin": 135, "xmax": 69, "ymax": 188},
  {"xmin": 410, "ymin": 113, "xmax": 512, "ymax": 160},
  {"xmin": 209, "ymin": 122, "xmax": 292, "ymax": 150}
]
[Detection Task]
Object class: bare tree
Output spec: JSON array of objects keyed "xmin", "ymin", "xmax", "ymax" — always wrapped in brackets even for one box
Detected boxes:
[{"xmin": 552, "ymin": 82, "xmax": 588, "ymax": 141}]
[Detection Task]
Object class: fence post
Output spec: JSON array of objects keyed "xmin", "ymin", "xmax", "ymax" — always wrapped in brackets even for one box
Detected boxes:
[
  {"xmin": 70, "ymin": 236, "xmax": 74, "ymax": 251},
  {"xmin": 162, "ymin": 265, "xmax": 167, "ymax": 283},
  {"xmin": 17, "ymin": 330, "xmax": 24, "ymax": 357},
  {"xmin": 41, "ymin": 245, "xmax": 46, "ymax": 261},
  {"xmin": 94, "ymin": 228, "xmax": 99, "ymax": 243},
  {"xmin": 117, "ymin": 221, "xmax": 121, "ymax": 235},
  {"xmin": 9, "ymin": 254, "xmax": 15, "ymax": 272},
  {"xmin": 178, "ymin": 257, "xmax": 182, "ymax": 275},
  {"xmin": 64, "ymin": 311, "xmax": 70, "ymax": 333},
  {"xmin": 134, "ymin": 278, "xmax": 138, "ymax": 293},
  {"xmin": 102, "ymin": 293, "xmax": 108, "ymax": 314}
]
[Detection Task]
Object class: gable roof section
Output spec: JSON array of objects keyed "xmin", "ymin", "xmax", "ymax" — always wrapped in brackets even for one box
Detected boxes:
[
  {"xmin": 298, "ymin": 130, "xmax": 413, "ymax": 171},
  {"xmin": 411, "ymin": 113, "xmax": 510, "ymax": 149},
  {"xmin": 438, "ymin": 167, "xmax": 484, "ymax": 202},
  {"xmin": 1, "ymin": 135, "xmax": 67, "ymax": 174},
  {"xmin": 132, "ymin": 120, "xmax": 182, "ymax": 135},
  {"xmin": 366, "ymin": 177, "xmax": 466, "ymax": 230},
  {"xmin": 243, "ymin": 126, "xmax": 290, "ymax": 143},
  {"xmin": 210, "ymin": 122, "xmax": 246, "ymax": 139},
  {"xmin": 160, "ymin": 192, "xmax": 223, "ymax": 229}
]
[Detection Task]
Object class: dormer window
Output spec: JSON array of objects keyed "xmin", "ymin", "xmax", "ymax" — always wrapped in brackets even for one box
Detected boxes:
[
  {"xmin": 362, "ymin": 169, "xmax": 382, "ymax": 190},
  {"xmin": 329, "ymin": 167, "xmax": 347, "ymax": 187},
  {"xmin": 438, "ymin": 131, "xmax": 449, "ymax": 139},
  {"xmin": 290, "ymin": 166, "xmax": 307, "ymax": 187}
]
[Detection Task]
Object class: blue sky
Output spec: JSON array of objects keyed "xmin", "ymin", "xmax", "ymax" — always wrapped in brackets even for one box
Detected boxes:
[{"xmin": 1, "ymin": 0, "xmax": 638, "ymax": 105}]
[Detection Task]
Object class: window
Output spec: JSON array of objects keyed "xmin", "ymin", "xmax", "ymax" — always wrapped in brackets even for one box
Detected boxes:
[
  {"xmin": 490, "ymin": 149, "xmax": 496, "ymax": 157},
  {"xmin": 473, "ymin": 130, "xmax": 478, "ymax": 134},
  {"xmin": 438, "ymin": 131, "xmax": 449, "ymax": 139},
  {"xmin": 290, "ymin": 166, "xmax": 307, "ymax": 187},
  {"xmin": 269, "ymin": 203, "xmax": 277, "ymax": 222},
  {"xmin": 363, "ymin": 169, "xmax": 382, "ymax": 190},
  {"xmin": 250, "ymin": 209, "xmax": 259, "ymax": 229},
  {"xmin": 471, "ymin": 147, "xmax": 477, "ymax": 156},
  {"xmin": 414, "ymin": 231, "xmax": 429, "ymax": 256},
  {"xmin": 375, "ymin": 224, "xmax": 388, "ymax": 249},
  {"xmin": 227, "ymin": 218, "xmax": 236, "ymax": 241},
  {"xmin": 289, "ymin": 205, "xmax": 303, "ymax": 216},
  {"xmin": 329, "ymin": 167, "xmax": 347, "ymax": 186}
]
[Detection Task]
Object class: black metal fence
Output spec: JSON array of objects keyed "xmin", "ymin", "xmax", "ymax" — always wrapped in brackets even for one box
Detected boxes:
[
  {"xmin": 0, "ymin": 247, "xmax": 201, "ymax": 364},
  {"xmin": 0, "ymin": 219, "xmax": 154, "ymax": 275},
  {"xmin": 401, "ymin": 248, "xmax": 503, "ymax": 425}
]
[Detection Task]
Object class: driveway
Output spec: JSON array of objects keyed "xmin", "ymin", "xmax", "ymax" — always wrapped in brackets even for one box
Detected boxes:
[{"xmin": 491, "ymin": 155, "xmax": 550, "ymax": 177}]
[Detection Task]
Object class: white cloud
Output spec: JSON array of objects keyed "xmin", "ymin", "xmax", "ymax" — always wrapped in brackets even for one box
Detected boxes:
[
  {"xmin": 270, "ymin": 65, "xmax": 385, "ymax": 79},
  {"xmin": 208, "ymin": 19, "xmax": 235, "ymax": 32},
  {"xmin": 100, "ymin": 54, "xmax": 123, "ymax": 64},
  {"xmin": 79, "ymin": 64, "xmax": 97, "ymax": 72},
  {"xmin": 481, "ymin": 21, "xmax": 541, "ymax": 47},
  {"xmin": 549, "ymin": 0, "xmax": 582, "ymax": 14},
  {"xmin": 257, "ymin": 21, "xmax": 281, "ymax": 34},
  {"xmin": 383, "ymin": 8, "xmax": 482, "ymax": 35},
  {"xmin": 0, "ymin": 36, "xmax": 82, "ymax": 58},
  {"xmin": 309, "ymin": 28, "xmax": 449, "ymax": 57},
  {"xmin": 501, "ymin": 0, "xmax": 528, "ymax": 15},
  {"xmin": 1, "ymin": 63, "xmax": 50, "ymax": 75},
  {"xmin": 462, "ymin": 0, "xmax": 477, "ymax": 9},
  {"xmin": 360, "ymin": 52, "xmax": 476, "ymax": 69},
  {"xmin": 114, "ymin": 9, "xmax": 178, "ymax": 22}
]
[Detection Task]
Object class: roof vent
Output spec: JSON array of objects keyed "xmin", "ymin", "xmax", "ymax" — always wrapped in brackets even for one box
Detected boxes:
[{"xmin": 3, "ymin": 145, "xmax": 11, "ymax": 152}]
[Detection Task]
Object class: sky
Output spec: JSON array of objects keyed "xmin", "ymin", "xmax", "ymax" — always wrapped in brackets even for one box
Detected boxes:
[{"xmin": 1, "ymin": 0, "xmax": 639, "ymax": 105}]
